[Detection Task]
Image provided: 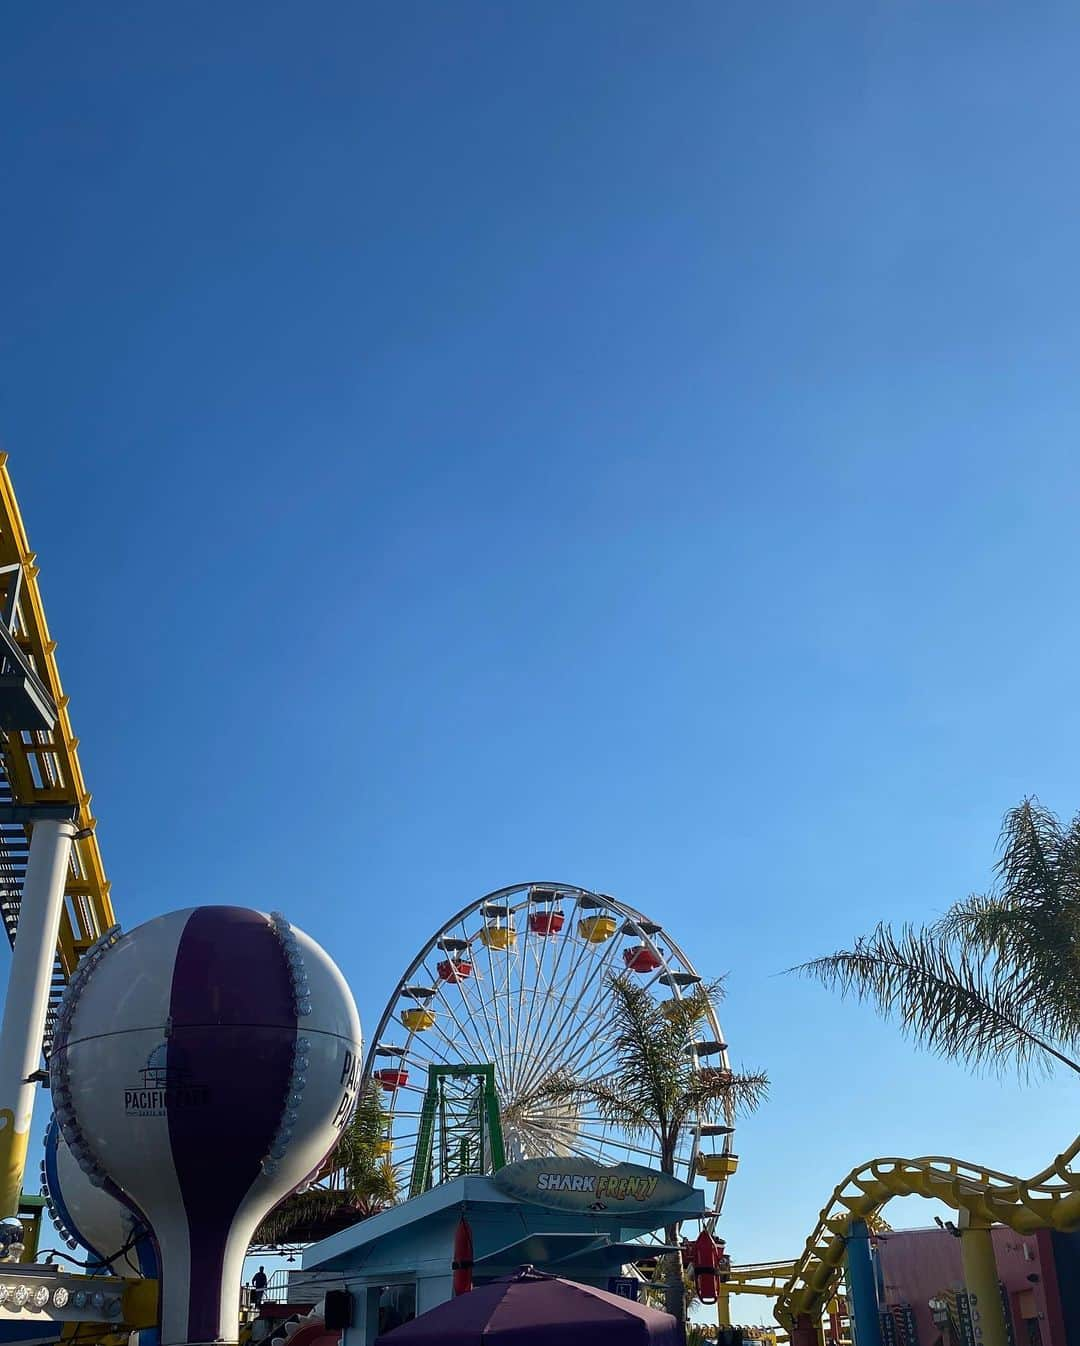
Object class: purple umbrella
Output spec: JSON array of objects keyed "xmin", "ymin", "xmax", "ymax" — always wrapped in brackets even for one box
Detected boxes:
[{"xmin": 375, "ymin": 1266, "xmax": 681, "ymax": 1345}]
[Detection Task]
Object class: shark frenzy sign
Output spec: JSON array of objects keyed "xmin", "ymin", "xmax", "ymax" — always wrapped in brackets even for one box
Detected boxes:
[{"xmin": 493, "ymin": 1158, "xmax": 697, "ymax": 1213}]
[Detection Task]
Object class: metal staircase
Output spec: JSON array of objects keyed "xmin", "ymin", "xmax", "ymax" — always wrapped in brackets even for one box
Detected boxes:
[{"xmin": 0, "ymin": 459, "xmax": 115, "ymax": 1067}]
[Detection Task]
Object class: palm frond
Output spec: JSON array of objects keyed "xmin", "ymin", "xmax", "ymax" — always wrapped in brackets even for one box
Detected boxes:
[
  {"xmin": 933, "ymin": 892, "xmax": 1023, "ymax": 947},
  {"xmin": 538, "ymin": 971, "xmax": 769, "ymax": 1167},
  {"xmin": 994, "ymin": 798, "xmax": 1064, "ymax": 904},
  {"xmin": 535, "ymin": 1067, "xmax": 655, "ymax": 1137},
  {"xmin": 679, "ymin": 1066, "xmax": 770, "ymax": 1122},
  {"xmin": 792, "ymin": 922, "xmax": 1080, "ymax": 1078}
]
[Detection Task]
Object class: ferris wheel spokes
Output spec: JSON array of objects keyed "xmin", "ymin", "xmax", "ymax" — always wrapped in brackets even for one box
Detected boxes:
[{"xmin": 364, "ymin": 883, "xmax": 734, "ymax": 1218}]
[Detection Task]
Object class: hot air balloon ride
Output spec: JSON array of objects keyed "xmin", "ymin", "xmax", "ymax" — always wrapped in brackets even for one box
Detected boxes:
[{"xmin": 49, "ymin": 906, "xmax": 362, "ymax": 1346}]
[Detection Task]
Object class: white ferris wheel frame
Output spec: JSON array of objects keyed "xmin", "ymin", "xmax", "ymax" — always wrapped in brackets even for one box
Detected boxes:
[{"xmin": 363, "ymin": 883, "xmax": 737, "ymax": 1225}]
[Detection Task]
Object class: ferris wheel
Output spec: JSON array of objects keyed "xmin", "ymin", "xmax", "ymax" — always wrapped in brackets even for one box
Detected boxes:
[{"xmin": 363, "ymin": 883, "xmax": 738, "ymax": 1223}]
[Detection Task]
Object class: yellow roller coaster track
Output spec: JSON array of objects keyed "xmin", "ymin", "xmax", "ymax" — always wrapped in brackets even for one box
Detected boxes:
[
  {"xmin": 0, "ymin": 454, "xmax": 114, "ymax": 1054},
  {"xmin": 774, "ymin": 1133, "xmax": 1080, "ymax": 1333},
  {"xmin": 727, "ymin": 1261, "xmax": 797, "ymax": 1298}
]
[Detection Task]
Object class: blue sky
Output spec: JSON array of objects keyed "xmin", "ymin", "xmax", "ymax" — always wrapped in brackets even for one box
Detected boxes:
[{"xmin": 4, "ymin": 0, "xmax": 1080, "ymax": 1318}]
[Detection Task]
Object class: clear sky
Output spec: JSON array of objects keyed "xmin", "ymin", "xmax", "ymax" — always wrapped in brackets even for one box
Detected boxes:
[{"xmin": 4, "ymin": 0, "xmax": 1080, "ymax": 1322}]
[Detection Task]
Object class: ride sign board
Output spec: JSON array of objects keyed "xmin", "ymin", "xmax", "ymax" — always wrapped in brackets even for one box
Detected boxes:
[
  {"xmin": 607, "ymin": 1277, "xmax": 641, "ymax": 1301},
  {"xmin": 492, "ymin": 1158, "xmax": 696, "ymax": 1213}
]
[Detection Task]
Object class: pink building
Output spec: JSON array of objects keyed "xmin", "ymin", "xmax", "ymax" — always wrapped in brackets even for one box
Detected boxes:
[{"xmin": 872, "ymin": 1225, "xmax": 1079, "ymax": 1346}]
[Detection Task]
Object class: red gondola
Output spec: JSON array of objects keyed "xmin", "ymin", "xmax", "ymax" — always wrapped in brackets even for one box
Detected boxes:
[
  {"xmin": 623, "ymin": 944, "xmax": 663, "ymax": 974},
  {"xmin": 528, "ymin": 910, "xmax": 565, "ymax": 936},
  {"xmin": 437, "ymin": 958, "xmax": 473, "ymax": 982},
  {"xmin": 373, "ymin": 1067, "xmax": 408, "ymax": 1090}
]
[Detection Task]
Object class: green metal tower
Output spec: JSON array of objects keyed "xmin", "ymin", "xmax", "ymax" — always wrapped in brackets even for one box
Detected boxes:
[{"xmin": 409, "ymin": 1064, "xmax": 506, "ymax": 1198}]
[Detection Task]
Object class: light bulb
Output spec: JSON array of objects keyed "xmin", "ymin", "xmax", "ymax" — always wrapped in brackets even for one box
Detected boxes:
[
  {"xmin": 32, "ymin": 1285, "xmax": 50, "ymax": 1308},
  {"xmin": 13, "ymin": 1284, "xmax": 30, "ymax": 1306},
  {"xmin": 52, "ymin": 1287, "xmax": 69, "ymax": 1308},
  {"xmin": 72, "ymin": 1291, "xmax": 86, "ymax": 1309},
  {"xmin": 0, "ymin": 1285, "xmax": 10, "ymax": 1304}
]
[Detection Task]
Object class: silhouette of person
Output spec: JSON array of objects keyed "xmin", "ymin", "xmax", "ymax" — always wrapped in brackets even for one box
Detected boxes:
[{"xmin": 252, "ymin": 1266, "xmax": 268, "ymax": 1308}]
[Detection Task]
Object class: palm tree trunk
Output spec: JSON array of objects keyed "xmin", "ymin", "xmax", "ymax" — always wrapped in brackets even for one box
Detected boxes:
[
  {"xmin": 663, "ymin": 1220, "xmax": 685, "ymax": 1330},
  {"xmin": 660, "ymin": 1135, "xmax": 685, "ymax": 1335}
]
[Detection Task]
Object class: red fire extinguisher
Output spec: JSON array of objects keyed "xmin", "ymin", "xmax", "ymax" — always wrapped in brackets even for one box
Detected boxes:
[
  {"xmin": 692, "ymin": 1228, "xmax": 720, "ymax": 1304},
  {"xmin": 452, "ymin": 1216, "xmax": 474, "ymax": 1295}
]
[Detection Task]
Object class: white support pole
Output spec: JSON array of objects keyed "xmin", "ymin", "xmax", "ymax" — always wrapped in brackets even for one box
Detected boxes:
[{"xmin": 0, "ymin": 818, "xmax": 76, "ymax": 1216}]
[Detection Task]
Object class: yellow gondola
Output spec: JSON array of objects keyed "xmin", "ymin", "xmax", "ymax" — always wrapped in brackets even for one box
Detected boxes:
[
  {"xmin": 400, "ymin": 1007, "xmax": 436, "ymax": 1031},
  {"xmin": 479, "ymin": 924, "xmax": 516, "ymax": 950},
  {"xmin": 697, "ymin": 1152, "xmax": 739, "ymax": 1181},
  {"xmin": 660, "ymin": 996, "xmax": 707, "ymax": 1023},
  {"xmin": 578, "ymin": 914, "xmax": 617, "ymax": 943}
]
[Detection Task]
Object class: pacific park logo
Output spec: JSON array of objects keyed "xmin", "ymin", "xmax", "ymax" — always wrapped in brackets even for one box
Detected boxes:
[{"xmin": 124, "ymin": 1043, "xmax": 210, "ymax": 1117}]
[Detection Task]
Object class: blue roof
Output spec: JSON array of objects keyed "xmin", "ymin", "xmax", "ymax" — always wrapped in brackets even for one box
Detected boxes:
[{"xmin": 303, "ymin": 1174, "xmax": 706, "ymax": 1278}]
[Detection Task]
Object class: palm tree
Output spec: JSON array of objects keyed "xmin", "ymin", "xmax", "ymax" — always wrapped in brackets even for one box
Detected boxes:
[
  {"xmin": 254, "ymin": 1081, "xmax": 398, "ymax": 1246},
  {"xmin": 792, "ymin": 799, "xmax": 1080, "ymax": 1079},
  {"xmin": 538, "ymin": 972, "xmax": 768, "ymax": 1327}
]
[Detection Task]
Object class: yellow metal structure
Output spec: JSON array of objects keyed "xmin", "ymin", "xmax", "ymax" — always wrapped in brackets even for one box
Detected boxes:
[
  {"xmin": 712, "ymin": 1264, "xmax": 797, "ymax": 1343},
  {"xmin": 774, "ymin": 1134, "xmax": 1080, "ymax": 1334},
  {"xmin": 957, "ymin": 1213, "xmax": 1009, "ymax": 1346},
  {"xmin": 578, "ymin": 914, "xmax": 617, "ymax": 943},
  {"xmin": 478, "ymin": 924, "xmax": 516, "ymax": 950},
  {"xmin": 0, "ymin": 456, "xmax": 115, "ymax": 1212},
  {"xmin": 0, "ymin": 457, "xmax": 114, "ymax": 957},
  {"xmin": 725, "ymin": 1262, "xmax": 796, "ymax": 1300},
  {"xmin": 122, "ymin": 1275, "xmax": 161, "ymax": 1329},
  {"xmin": 400, "ymin": 1007, "xmax": 436, "ymax": 1032}
]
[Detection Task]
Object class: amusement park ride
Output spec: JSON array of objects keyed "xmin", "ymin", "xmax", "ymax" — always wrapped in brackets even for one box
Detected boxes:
[
  {"xmin": 365, "ymin": 883, "xmax": 739, "ymax": 1210},
  {"xmin": 0, "ymin": 451, "xmax": 1076, "ymax": 1346}
]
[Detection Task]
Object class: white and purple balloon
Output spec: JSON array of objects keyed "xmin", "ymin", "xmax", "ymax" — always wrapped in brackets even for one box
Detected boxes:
[{"xmin": 48, "ymin": 907, "xmax": 362, "ymax": 1346}]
